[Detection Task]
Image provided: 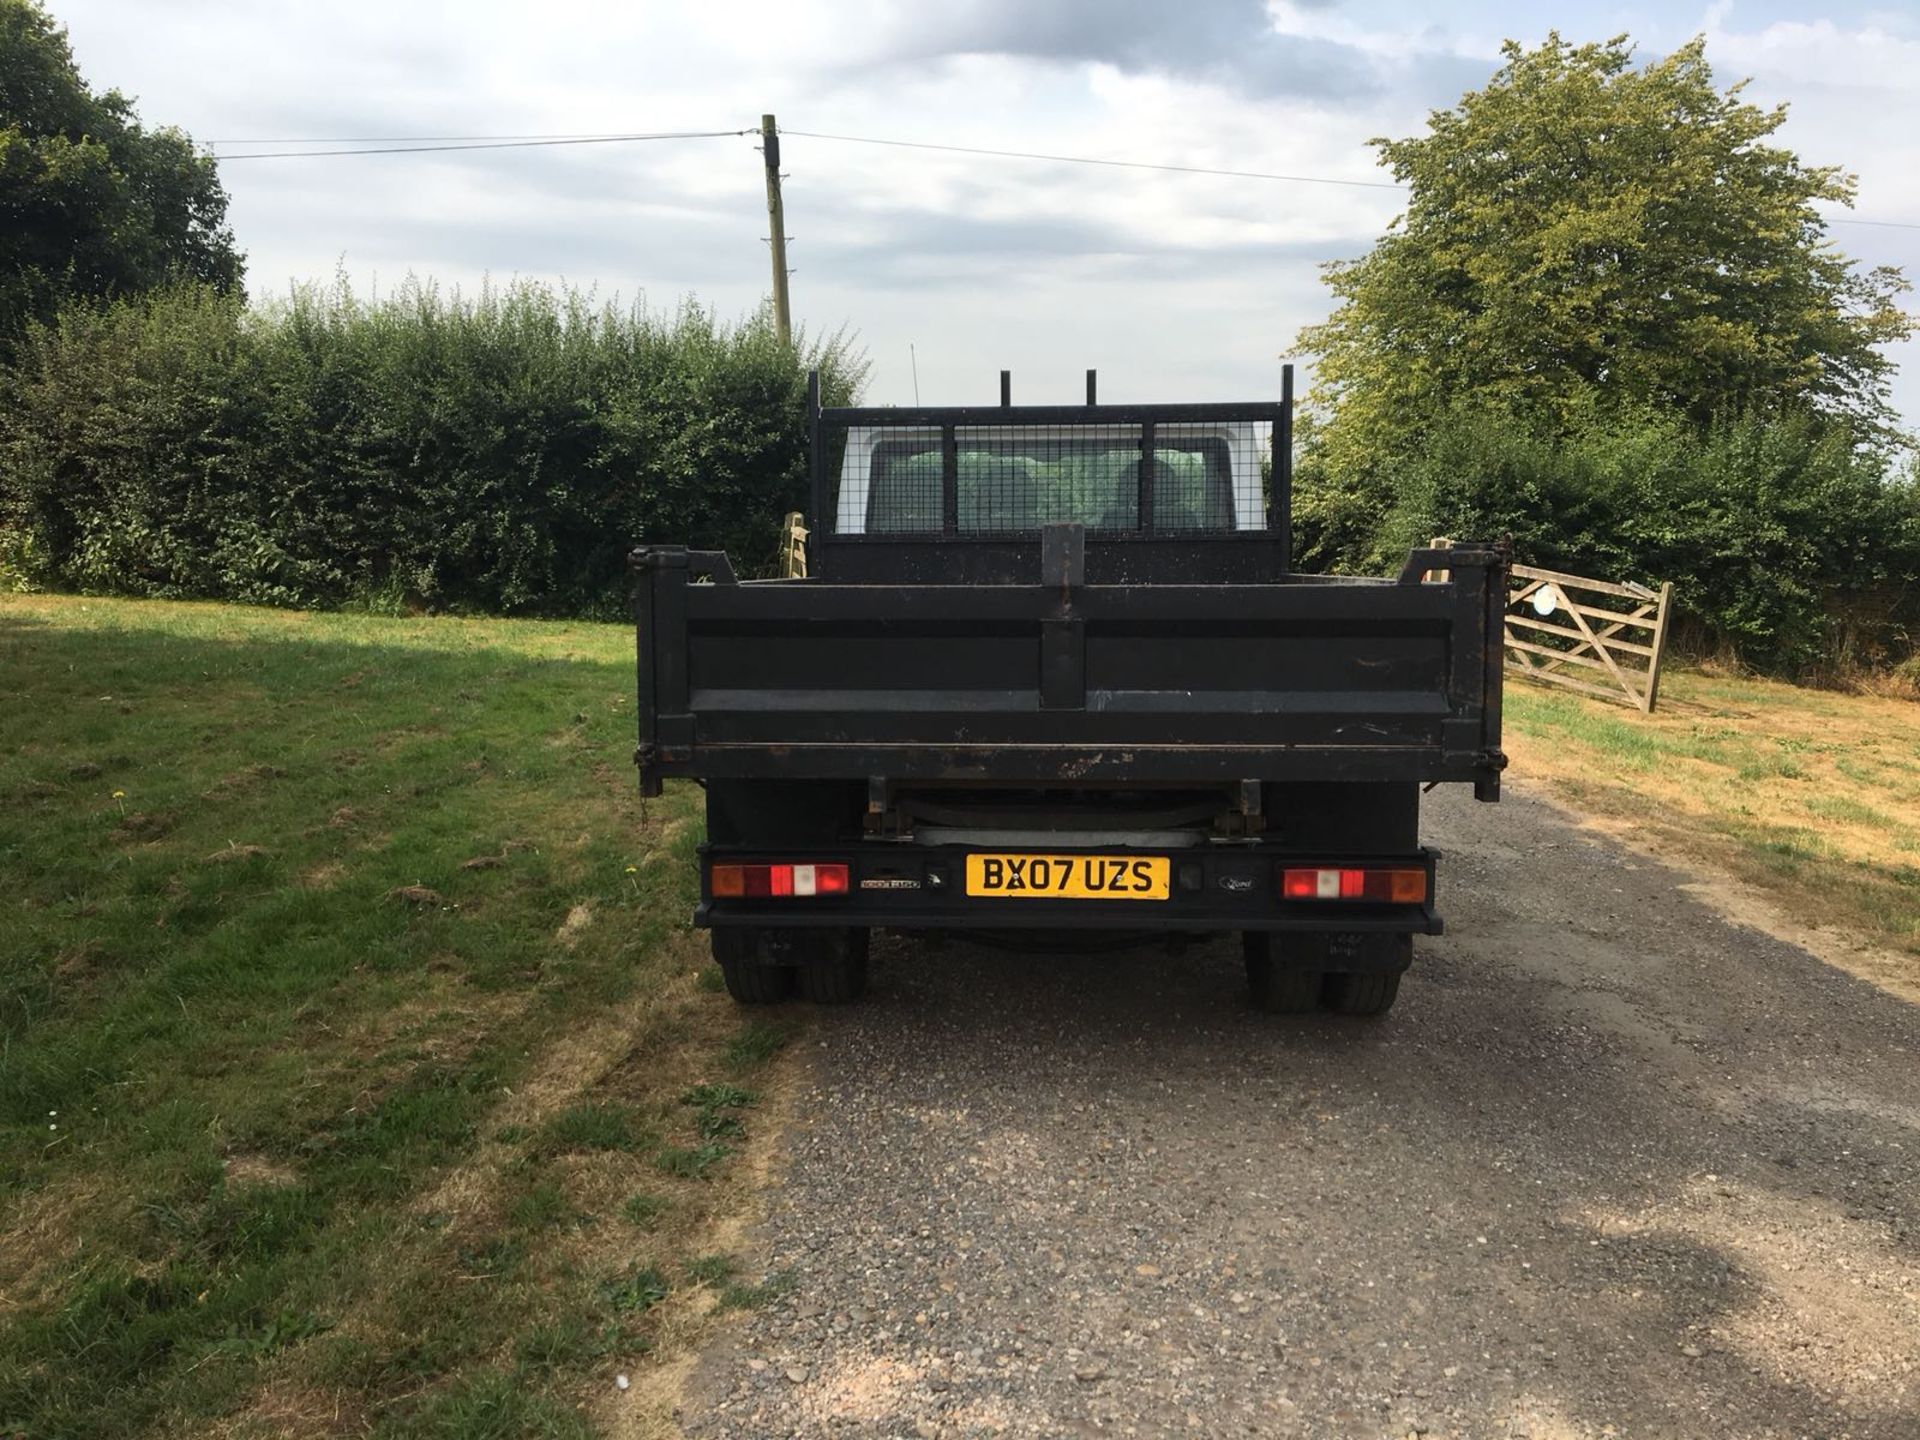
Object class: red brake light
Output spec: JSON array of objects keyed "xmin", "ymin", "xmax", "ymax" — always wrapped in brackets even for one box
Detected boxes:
[
  {"xmin": 1282, "ymin": 868, "xmax": 1324, "ymax": 899},
  {"xmin": 1280, "ymin": 867, "xmax": 1427, "ymax": 904},
  {"xmin": 709, "ymin": 862, "xmax": 850, "ymax": 899}
]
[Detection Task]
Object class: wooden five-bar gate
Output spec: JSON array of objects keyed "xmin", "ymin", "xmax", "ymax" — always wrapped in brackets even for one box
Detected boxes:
[{"xmin": 1504, "ymin": 563, "xmax": 1674, "ymax": 712}]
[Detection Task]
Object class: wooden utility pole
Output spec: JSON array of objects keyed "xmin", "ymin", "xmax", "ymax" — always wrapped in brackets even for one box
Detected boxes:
[{"xmin": 760, "ymin": 114, "xmax": 792, "ymax": 347}]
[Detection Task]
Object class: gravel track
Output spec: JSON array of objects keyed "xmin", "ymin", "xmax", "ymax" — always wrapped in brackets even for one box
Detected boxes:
[{"xmin": 681, "ymin": 785, "xmax": 1920, "ymax": 1438}]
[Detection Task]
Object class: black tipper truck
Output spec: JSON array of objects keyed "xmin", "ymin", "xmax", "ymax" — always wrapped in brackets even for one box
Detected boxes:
[{"xmin": 632, "ymin": 368, "xmax": 1506, "ymax": 1016}]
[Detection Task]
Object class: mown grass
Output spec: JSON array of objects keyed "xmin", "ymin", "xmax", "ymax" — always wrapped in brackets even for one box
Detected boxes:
[
  {"xmin": 0, "ymin": 595, "xmax": 791, "ymax": 1439},
  {"xmin": 1506, "ymin": 666, "xmax": 1920, "ymax": 958}
]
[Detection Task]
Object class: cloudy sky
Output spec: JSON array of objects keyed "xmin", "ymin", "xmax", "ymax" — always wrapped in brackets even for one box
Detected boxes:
[{"xmin": 47, "ymin": 0, "xmax": 1920, "ymax": 420}]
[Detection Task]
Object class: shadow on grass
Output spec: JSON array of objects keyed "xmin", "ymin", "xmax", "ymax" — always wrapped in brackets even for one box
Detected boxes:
[{"xmin": 0, "ymin": 603, "xmax": 701, "ymax": 1440}]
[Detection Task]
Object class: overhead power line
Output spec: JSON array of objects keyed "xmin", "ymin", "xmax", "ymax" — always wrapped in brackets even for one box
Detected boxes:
[
  {"xmin": 783, "ymin": 128, "xmax": 1920, "ymax": 231},
  {"xmin": 200, "ymin": 121, "xmax": 1920, "ymax": 232},
  {"xmin": 779, "ymin": 128, "xmax": 1408, "ymax": 191},
  {"xmin": 211, "ymin": 129, "xmax": 752, "ymax": 160},
  {"xmin": 211, "ymin": 132, "xmax": 643, "ymax": 144},
  {"xmin": 1827, "ymin": 216, "xmax": 1920, "ymax": 232}
]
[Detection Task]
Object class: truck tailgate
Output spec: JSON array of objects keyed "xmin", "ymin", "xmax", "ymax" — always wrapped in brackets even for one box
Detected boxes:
[{"xmin": 633, "ymin": 543, "xmax": 1505, "ymax": 797}]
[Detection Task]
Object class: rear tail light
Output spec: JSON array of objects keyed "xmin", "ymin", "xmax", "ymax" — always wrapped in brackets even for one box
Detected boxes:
[
  {"xmin": 709, "ymin": 862, "xmax": 850, "ymax": 899},
  {"xmin": 1281, "ymin": 867, "xmax": 1427, "ymax": 903}
]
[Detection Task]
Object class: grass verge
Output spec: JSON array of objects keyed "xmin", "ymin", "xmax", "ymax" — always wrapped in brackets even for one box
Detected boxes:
[
  {"xmin": 0, "ymin": 595, "xmax": 794, "ymax": 1439},
  {"xmin": 1506, "ymin": 666, "xmax": 1920, "ymax": 974}
]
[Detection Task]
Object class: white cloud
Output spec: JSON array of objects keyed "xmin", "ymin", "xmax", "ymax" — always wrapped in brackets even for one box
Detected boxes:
[{"xmin": 42, "ymin": 0, "xmax": 1920, "ymax": 421}]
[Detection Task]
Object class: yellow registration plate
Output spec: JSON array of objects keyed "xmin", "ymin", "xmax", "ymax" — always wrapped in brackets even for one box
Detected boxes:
[{"xmin": 964, "ymin": 853, "xmax": 1170, "ymax": 901}]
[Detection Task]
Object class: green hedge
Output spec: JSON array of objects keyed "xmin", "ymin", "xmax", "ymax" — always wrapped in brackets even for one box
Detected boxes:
[
  {"xmin": 1293, "ymin": 403, "xmax": 1920, "ymax": 676},
  {"xmin": 0, "ymin": 279, "xmax": 866, "ymax": 616},
  {"xmin": 7, "ymin": 280, "xmax": 1912, "ymax": 676}
]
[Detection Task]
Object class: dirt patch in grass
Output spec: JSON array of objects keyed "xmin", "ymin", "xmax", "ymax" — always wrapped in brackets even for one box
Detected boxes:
[
  {"xmin": 0, "ymin": 1172, "xmax": 114, "ymax": 1314},
  {"xmin": 206, "ymin": 763, "xmax": 285, "ymax": 796},
  {"xmin": 111, "ymin": 809, "xmax": 177, "ymax": 843},
  {"xmin": 13, "ymin": 777, "xmax": 65, "ymax": 806},
  {"xmin": 204, "ymin": 843, "xmax": 274, "ymax": 865},
  {"xmin": 556, "ymin": 902, "xmax": 595, "ymax": 948},
  {"xmin": 203, "ymin": 1381, "xmax": 365, "ymax": 1440},
  {"xmin": 298, "ymin": 861, "xmax": 346, "ymax": 890},
  {"xmin": 223, "ymin": 1152, "xmax": 301, "ymax": 1189},
  {"xmin": 643, "ymin": 817, "xmax": 694, "ymax": 868},
  {"xmin": 318, "ymin": 979, "xmax": 529, "ymax": 1082},
  {"xmin": 53, "ymin": 939, "xmax": 105, "ymax": 980}
]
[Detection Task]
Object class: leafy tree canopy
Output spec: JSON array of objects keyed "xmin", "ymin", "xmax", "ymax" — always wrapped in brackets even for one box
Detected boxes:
[
  {"xmin": 1298, "ymin": 33, "xmax": 1913, "ymax": 465},
  {"xmin": 0, "ymin": 0, "xmax": 242, "ymax": 353}
]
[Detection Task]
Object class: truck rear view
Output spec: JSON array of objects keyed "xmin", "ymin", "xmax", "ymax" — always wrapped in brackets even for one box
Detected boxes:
[{"xmin": 633, "ymin": 370, "xmax": 1505, "ymax": 1016}]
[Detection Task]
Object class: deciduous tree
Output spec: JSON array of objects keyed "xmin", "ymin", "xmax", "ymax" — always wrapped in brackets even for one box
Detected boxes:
[
  {"xmin": 1299, "ymin": 33, "xmax": 1912, "ymax": 469},
  {"xmin": 0, "ymin": 0, "xmax": 241, "ymax": 354}
]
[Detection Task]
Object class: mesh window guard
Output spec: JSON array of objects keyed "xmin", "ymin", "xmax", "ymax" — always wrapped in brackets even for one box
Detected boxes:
[{"xmin": 824, "ymin": 414, "xmax": 1273, "ymax": 537}]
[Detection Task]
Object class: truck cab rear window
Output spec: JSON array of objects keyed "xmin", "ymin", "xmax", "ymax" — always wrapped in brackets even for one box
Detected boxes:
[{"xmin": 859, "ymin": 430, "xmax": 1240, "ymax": 535}]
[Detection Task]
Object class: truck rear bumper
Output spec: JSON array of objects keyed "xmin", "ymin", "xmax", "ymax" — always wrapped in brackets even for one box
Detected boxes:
[{"xmin": 694, "ymin": 842, "xmax": 1442, "ymax": 936}]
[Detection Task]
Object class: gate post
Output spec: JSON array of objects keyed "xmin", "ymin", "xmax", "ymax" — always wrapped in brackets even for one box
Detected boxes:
[{"xmin": 1643, "ymin": 581, "xmax": 1675, "ymax": 713}]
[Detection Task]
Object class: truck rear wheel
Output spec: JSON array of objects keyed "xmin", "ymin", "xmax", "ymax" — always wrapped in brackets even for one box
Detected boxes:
[
  {"xmin": 710, "ymin": 929, "xmax": 795, "ymax": 1005},
  {"xmin": 795, "ymin": 928, "xmax": 869, "ymax": 1004},
  {"xmin": 1242, "ymin": 933, "xmax": 1321, "ymax": 1014},
  {"xmin": 1323, "ymin": 970, "xmax": 1401, "ymax": 1017}
]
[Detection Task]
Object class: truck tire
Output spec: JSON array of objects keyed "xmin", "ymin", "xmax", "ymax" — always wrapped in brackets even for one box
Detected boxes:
[
  {"xmin": 1323, "ymin": 970, "xmax": 1401, "ymax": 1017},
  {"xmin": 795, "ymin": 928, "xmax": 870, "ymax": 1004},
  {"xmin": 711, "ymin": 929, "xmax": 795, "ymax": 1005},
  {"xmin": 1242, "ymin": 933, "xmax": 1321, "ymax": 1014}
]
